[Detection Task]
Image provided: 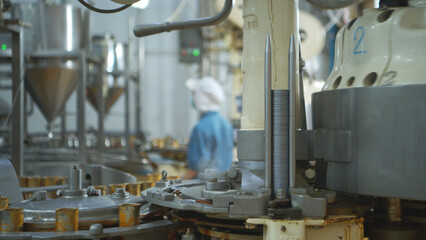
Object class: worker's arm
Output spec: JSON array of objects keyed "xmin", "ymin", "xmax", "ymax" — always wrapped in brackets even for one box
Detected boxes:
[{"xmin": 182, "ymin": 126, "xmax": 203, "ymax": 180}]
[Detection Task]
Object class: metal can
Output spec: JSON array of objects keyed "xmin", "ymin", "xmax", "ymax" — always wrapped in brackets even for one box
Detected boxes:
[
  {"xmin": 118, "ymin": 203, "xmax": 141, "ymax": 227},
  {"xmin": 0, "ymin": 197, "xmax": 9, "ymax": 210},
  {"xmin": 167, "ymin": 176, "xmax": 181, "ymax": 180},
  {"xmin": 55, "ymin": 208, "xmax": 79, "ymax": 232},
  {"xmin": 136, "ymin": 174, "xmax": 151, "ymax": 182},
  {"xmin": 126, "ymin": 183, "xmax": 141, "ymax": 196},
  {"xmin": 26, "ymin": 176, "xmax": 42, "ymax": 187},
  {"xmin": 109, "ymin": 184, "xmax": 126, "ymax": 194},
  {"xmin": 1, "ymin": 208, "xmax": 24, "ymax": 232},
  {"xmin": 140, "ymin": 181, "xmax": 155, "ymax": 191},
  {"xmin": 42, "ymin": 176, "xmax": 59, "ymax": 186},
  {"xmin": 18, "ymin": 177, "xmax": 27, "ymax": 187},
  {"xmin": 147, "ymin": 173, "xmax": 161, "ymax": 181},
  {"xmin": 42, "ymin": 176, "xmax": 59, "ymax": 198},
  {"xmin": 24, "ymin": 176, "xmax": 42, "ymax": 199},
  {"xmin": 58, "ymin": 176, "xmax": 69, "ymax": 185},
  {"xmin": 94, "ymin": 185, "xmax": 107, "ymax": 196}
]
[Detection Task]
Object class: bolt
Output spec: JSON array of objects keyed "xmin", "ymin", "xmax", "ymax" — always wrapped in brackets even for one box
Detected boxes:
[
  {"xmin": 115, "ymin": 188, "xmax": 125, "ymax": 194},
  {"xmin": 56, "ymin": 189, "xmax": 63, "ymax": 197},
  {"xmin": 304, "ymin": 168, "xmax": 316, "ymax": 179},
  {"xmin": 89, "ymin": 223, "xmax": 103, "ymax": 235},
  {"xmin": 228, "ymin": 169, "xmax": 238, "ymax": 179},
  {"xmin": 161, "ymin": 170, "xmax": 168, "ymax": 180},
  {"xmin": 281, "ymin": 225, "xmax": 286, "ymax": 232},
  {"xmin": 209, "ymin": 177, "xmax": 217, "ymax": 182}
]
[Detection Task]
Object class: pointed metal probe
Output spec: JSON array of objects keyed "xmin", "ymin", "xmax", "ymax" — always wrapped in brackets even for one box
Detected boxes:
[
  {"xmin": 288, "ymin": 34, "xmax": 296, "ymax": 189},
  {"xmin": 264, "ymin": 33, "xmax": 272, "ymax": 189}
]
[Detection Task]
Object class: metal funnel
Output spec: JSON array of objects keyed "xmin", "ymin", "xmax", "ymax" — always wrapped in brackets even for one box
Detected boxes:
[
  {"xmin": 25, "ymin": 65, "xmax": 78, "ymax": 123},
  {"xmin": 86, "ymin": 85, "xmax": 124, "ymax": 114},
  {"xmin": 87, "ymin": 35, "xmax": 126, "ymax": 114},
  {"xmin": 12, "ymin": 2, "xmax": 83, "ymax": 124}
]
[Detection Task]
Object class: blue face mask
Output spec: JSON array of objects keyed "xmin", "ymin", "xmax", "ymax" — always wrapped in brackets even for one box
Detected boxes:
[{"xmin": 190, "ymin": 97, "xmax": 196, "ymax": 110}]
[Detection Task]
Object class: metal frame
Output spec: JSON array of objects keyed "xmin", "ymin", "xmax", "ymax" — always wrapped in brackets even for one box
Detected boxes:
[
  {"xmin": 124, "ymin": 44, "xmax": 131, "ymax": 157},
  {"xmin": 95, "ymin": 56, "xmax": 105, "ymax": 153},
  {"xmin": 0, "ymin": 219, "xmax": 174, "ymax": 240},
  {"xmin": 0, "ymin": 22, "xmax": 25, "ymax": 176},
  {"xmin": 8, "ymin": 44, "xmax": 102, "ymax": 171},
  {"xmin": 77, "ymin": 51, "xmax": 87, "ymax": 166}
]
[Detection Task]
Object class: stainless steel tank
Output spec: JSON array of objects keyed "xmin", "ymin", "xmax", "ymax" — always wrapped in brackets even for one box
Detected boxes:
[
  {"xmin": 86, "ymin": 34, "xmax": 126, "ymax": 114},
  {"xmin": 12, "ymin": 1, "xmax": 83, "ymax": 123}
]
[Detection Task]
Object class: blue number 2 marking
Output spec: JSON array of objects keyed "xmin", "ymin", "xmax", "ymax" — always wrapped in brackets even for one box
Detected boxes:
[{"xmin": 353, "ymin": 26, "xmax": 367, "ymax": 55}]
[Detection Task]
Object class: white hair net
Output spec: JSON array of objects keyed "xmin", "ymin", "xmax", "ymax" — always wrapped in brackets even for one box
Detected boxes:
[{"xmin": 186, "ymin": 76, "xmax": 225, "ymax": 112}]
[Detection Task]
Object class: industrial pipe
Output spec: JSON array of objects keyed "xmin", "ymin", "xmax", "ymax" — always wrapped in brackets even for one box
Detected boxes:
[{"xmin": 133, "ymin": 0, "xmax": 232, "ymax": 37}]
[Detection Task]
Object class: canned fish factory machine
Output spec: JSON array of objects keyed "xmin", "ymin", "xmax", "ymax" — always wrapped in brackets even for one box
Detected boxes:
[{"xmin": 0, "ymin": 0, "xmax": 425, "ymax": 239}]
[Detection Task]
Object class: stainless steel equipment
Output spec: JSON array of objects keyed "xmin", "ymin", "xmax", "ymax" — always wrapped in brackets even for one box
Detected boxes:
[
  {"xmin": 12, "ymin": 1, "xmax": 83, "ymax": 124},
  {"xmin": 312, "ymin": 85, "xmax": 426, "ymax": 200},
  {"xmin": 86, "ymin": 34, "xmax": 126, "ymax": 114},
  {"xmin": 0, "ymin": 159, "xmax": 173, "ymax": 239}
]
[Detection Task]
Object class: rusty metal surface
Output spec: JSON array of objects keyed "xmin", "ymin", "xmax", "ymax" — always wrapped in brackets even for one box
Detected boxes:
[
  {"xmin": 119, "ymin": 203, "xmax": 141, "ymax": 227},
  {"xmin": 0, "ymin": 198, "xmax": 9, "ymax": 210},
  {"xmin": 55, "ymin": 208, "xmax": 78, "ymax": 232},
  {"xmin": 1, "ymin": 208, "xmax": 24, "ymax": 232},
  {"xmin": 126, "ymin": 183, "xmax": 141, "ymax": 196},
  {"xmin": 197, "ymin": 226, "xmax": 262, "ymax": 240},
  {"xmin": 109, "ymin": 184, "xmax": 126, "ymax": 195}
]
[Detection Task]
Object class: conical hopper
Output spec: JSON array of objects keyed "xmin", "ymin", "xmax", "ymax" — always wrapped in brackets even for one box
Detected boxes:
[
  {"xmin": 86, "ymin": 85, "xmax": 124, "ymax": 114},
  {"xmin": 25, "ymin": 65, "xmax": 78, "ymax": 123}
]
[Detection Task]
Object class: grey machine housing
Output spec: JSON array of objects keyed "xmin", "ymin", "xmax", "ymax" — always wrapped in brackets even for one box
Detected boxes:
[{"xmin": 312, "ymin": 84, "xmax": 426, "ymax": 201}]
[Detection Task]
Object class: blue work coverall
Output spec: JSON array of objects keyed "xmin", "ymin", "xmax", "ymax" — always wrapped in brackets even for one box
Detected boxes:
[{"xmin": 187, "ymin": 112, "xmax": 234, "ymax": 173}]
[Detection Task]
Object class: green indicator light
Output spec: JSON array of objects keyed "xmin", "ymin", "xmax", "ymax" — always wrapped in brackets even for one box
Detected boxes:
[
  {"xmin": 192, "ymin": 49, "xmax": 200, "ymax": 57},
  {"xmin": 1, "ymin": 44, "xmax": 6, "ymax": 51}
]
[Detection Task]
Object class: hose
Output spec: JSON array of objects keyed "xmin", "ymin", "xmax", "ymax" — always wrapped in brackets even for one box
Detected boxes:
[{"xmin": 77, "ymin": 0, "xmax": 132, "ymax": 14}]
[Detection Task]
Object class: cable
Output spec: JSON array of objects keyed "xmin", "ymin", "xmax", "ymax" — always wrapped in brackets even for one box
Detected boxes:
[
  {"xmin": 324, "ymin": 9, "xmax": 345, "ymax": 32},
  {"xmin": 77, "ymin": 0, "xmax": 132, "ymax": 14},
  {"xmin": 166, "ymin": 0, "xmax": 189, "ymax": 22}
]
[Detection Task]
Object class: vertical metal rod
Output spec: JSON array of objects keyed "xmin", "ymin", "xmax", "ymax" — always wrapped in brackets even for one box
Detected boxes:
[
  {"xmin": 297, "ymin": 42, "xmax": 307, "ymax": 130},
  {"xmin": 264, "ymin": 34, "xmax": 272, "ymax": 189},
  {"xmin": 97, "ymin": 62, "xmax": 105, "ymax": 153},
  {"xmin": 124, "ymin": 46, "xmax": 131, "ymax": 157},
  {"xmin": 288, "ymin": 34, "xmax": 296, "ymax": 189},
  {"xmin": 77, "ymin": 51, "xmax": 87, "ymax": 166},
  {"xmin": 23, "ymin": 91, "xmax": 28, "ymax": 142},
  {"xmin": 60, "ymin": 108, "xmax": 66, "ymax": 147},
  {"xmin": 135, "ymin": 74, "xmax": 141, "ymax": 137},
  {"xmin": 11, "ymin": 28, "xmax": 24, "ymax": 176},
  {"xmin": 136, "ymin": 34, "xmax": 145, "ymax": 139}
]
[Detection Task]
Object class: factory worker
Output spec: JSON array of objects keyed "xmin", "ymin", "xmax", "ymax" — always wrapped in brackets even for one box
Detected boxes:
[{"xmin": 182, "ymin": 76, "xmax": 234, "ymax": 180}]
